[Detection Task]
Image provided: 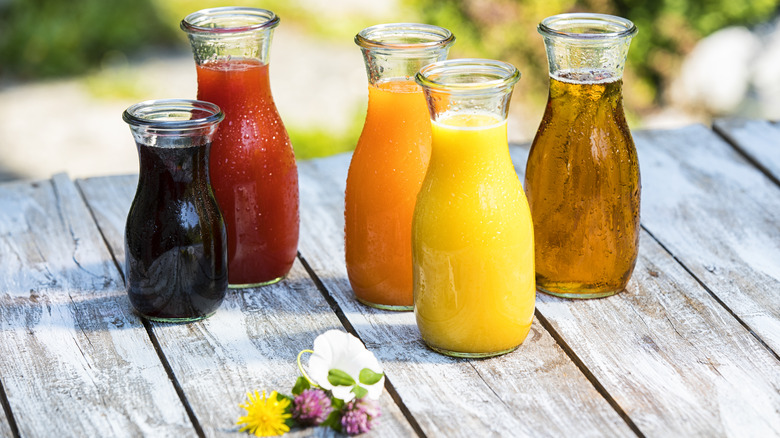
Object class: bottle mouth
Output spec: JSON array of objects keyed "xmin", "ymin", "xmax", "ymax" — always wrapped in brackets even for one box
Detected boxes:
[
  {"xmin": 538, "ymin": 13, "xmax": 637, "ymax": 40},
  {"xmin": 123, "ymin": 99, "xmax": 224, "ymax": 131},
  {"xmin": 355, "ymin": 23, "xmax": 455, "ymax": 51},
  {"xmin": 181, "ymin": 7, "xmax": 279, "ymax": 34},
  {"xmin": 415, "ymin": 59, "xmax": 520, "ymax": 94}
]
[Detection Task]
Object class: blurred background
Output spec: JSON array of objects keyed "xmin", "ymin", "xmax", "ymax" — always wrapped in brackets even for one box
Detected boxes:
[{"xmin": 1, "ymin": 0, "xmax": 779, "ymax": 181}]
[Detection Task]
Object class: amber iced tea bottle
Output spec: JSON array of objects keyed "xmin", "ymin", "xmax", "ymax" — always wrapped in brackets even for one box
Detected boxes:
[{"xmin": 525, "ymin": 13, "xmax": 640, "ymax": 298}]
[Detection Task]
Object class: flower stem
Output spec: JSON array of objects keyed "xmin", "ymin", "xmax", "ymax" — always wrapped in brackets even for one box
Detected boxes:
[{"xmin": 297, "ymin": 349, "xmax": 317, "ymax": 387}]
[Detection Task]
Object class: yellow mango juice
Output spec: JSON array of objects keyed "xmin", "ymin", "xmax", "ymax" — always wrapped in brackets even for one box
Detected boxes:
[{"xmin": 412, "ymin": 113, "xmax": 535, "ymax": 357}]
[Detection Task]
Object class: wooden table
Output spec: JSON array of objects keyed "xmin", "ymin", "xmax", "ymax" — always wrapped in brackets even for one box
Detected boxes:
[{"xmin": 1, "ymin": 119, "xmax": 778, "ymax": 437}]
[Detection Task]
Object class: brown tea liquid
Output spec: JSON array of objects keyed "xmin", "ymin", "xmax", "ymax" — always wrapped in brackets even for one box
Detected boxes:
[{"xmin": 524, "ymin": 70, "xmax": 640, "ymax": 298}]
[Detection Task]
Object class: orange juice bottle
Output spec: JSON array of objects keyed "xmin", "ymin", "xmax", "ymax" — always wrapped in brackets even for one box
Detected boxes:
[
  {"xmin": 346, "ymin": 23, "xmax": 454, "ymax": 310},
  {"xmin": 413, "ymin": 59, "xmax": 534, "ymax": 358}
]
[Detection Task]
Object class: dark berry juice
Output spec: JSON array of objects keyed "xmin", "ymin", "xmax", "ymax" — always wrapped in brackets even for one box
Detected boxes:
[{"xmin": 125, "ymin": 141, "xmax": 228, "ymax": 321}]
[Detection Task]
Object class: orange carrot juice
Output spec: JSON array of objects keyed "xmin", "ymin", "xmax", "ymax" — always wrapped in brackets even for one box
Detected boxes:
[
  {"xmin": 413, "ymin": 113, "xmax": 535, "ymax": 356},
  {"xmin": 345, "ymin": 79, "xmax": 431, "ymax": 309}
]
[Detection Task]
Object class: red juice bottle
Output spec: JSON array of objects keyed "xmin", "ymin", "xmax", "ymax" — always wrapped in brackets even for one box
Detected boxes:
[{"xmin": 182, "ymin": 7, "xmax": 299, "ymax": 287}]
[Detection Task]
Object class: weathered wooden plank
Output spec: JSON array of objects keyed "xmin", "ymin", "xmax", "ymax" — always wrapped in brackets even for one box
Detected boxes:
[
  {"xmin": 296, "ymin": 154, "xmax": 636, "ymax": 437},
  {"xmin": 713, "ymin": 118, "xmax": 780, "ymax": 184},
  {"xmin": 77, "ymin": 175, "xmax": 416, "ymax": 438},
  {"xmin": 0, "ymin": 393, "xmax": 13, "ymax": 438},
  {"xmin": 509, "ymin": 136, "xmax": 780, "ymax": 437},
  {"xmin": 632, "ymin": 125, "xmax": 780, "ymax": 354},
  {"xmin": 0, "ymin": 175, "xmax": 195, "ymax": 437},
  {"xmin": 540, "ymin": 233, "xmax": 780, "ymax": 436}
]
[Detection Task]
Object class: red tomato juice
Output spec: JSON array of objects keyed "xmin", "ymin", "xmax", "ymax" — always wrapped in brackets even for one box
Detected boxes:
[{"xmin": 196, "ymin": 59, "xmax": 299, "ymax": 286}]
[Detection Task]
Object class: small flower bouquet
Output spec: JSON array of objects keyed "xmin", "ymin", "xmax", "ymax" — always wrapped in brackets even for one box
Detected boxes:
[{"xmin": 237, "ymin": 330, "xmax": 385, "ymax": 436}]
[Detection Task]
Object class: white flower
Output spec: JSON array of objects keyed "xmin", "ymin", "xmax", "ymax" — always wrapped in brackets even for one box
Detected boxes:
[{"xmin": 307, "ymin": 330, "xmax": 385, "ymax": 402}]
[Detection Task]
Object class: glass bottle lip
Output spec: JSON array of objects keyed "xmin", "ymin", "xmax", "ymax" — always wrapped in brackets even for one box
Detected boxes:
[
  {"xmin": 123, "ymin": 99, "xmax": 225, "ymax": 131},
  {"xmin": 181, "ymin": 7, "xmax": 279, "ymax": 35},
  {"xmin": 415, "ymin": 58, "xmax": 520, "ymax": 94},
  {"xmin": 355, "ymin": 23, "xmax": 455, "ymax": 51},
  {"xmin": 538, "ymin": 13, "xmax": 637, "ymax": 40}
]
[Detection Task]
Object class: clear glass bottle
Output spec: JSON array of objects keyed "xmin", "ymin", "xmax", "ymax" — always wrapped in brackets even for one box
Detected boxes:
[
  {"xmin": 346, "ymin": 23, "xmax": 454, "ymax": 310},
  {"xmin": 413, "ymin": 59, "xmax": 535, "ymax": 358},
  {"xmin": 122, "ymin": 99, "xmax": 227, "ymax": 322},
  {"xmin": 182, "ymin": 7, "xmax": 298, "ymax": 288},
  {"xmin": 525, "ymin": 13, "xmax": 640, "ymax": 299}
]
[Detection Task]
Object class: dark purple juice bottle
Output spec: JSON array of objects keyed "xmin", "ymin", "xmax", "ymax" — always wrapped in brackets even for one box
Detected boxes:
[{"xmin": 122, "ymin": 99, "xmax": 227, "ymax": 322}]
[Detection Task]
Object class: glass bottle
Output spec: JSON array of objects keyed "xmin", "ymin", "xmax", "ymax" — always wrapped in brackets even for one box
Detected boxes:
[
  {"xmin": 413, "ymin": 59, "xmax": 535, "ymax": 358},
  {"xmin": 122, "ymin": 99, "xmax": 228, "ymax": 322},
  {"xmin": 181, "ymin": 7, "xmax": 298, "ymax": 288},
  {"xmin": 346, "ymin": 23, "xmax": 454, "ymax": 310},
  {"xmin": 525, "ymin": 13, "xmax": 640, "ymax": 299}
]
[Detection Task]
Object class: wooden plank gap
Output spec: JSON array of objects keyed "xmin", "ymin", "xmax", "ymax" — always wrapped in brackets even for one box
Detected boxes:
[
  {"xmin": 533, "ymin": 308, "xmax": 645, "ymax": 438},
  {"xmin": 140, "ymin": 318, "xmax": 206, "ymax": 438},
  {"xmin": 382, "ymin": 374, "xmax": 427, "ymax": 438},
  {"xmin": 296, "ymin": 251, "xmax": 358, "ymax": 337},
  {"xmin": 296, "ymin": 251, "xmax": 427, "ymax": 438},
  {"xmin": 640, "ymin": 224, "xmax": 780, "ymax": 364},
  {"xmin": 74, "ymin": 179, "xmax": 126, "ymax": 284},
  {"xmin": 0, "ymin": 379, "xmax": 20, "ymax": 438},
  {"xmin": 74, "ymin": 175, "xmax": 209, "ymax": 433},
  {"xmin": 712, "ymin": 123, "xmax": 780, "ymax": 188}
]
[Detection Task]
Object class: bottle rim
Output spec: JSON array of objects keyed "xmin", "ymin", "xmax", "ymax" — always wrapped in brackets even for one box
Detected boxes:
[
  {"xmin": 355, "ymin": 23, "xmax": 455, "ymax": 51},
  {"xmin": 122, "ymin": 99, "xmax": 225, "ymax": 131},
  {"xmin": 415, "ymin": 58, "xmax": 520, "ymax": 93},
  {"xmin": 538, "ymin": 13, "xmax": 637, "ymax": 40},
  {"xmin": 181, "ymin": 7, "xmax": 279, "ymax": 35}
]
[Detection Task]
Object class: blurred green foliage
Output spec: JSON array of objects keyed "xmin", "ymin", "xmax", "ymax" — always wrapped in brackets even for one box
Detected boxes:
[
  {"xmin": 4, "ymin": 0, "xmax": 774, "ymax": 156},
  {"xmin": 0, "ymin": 0, "xmax": 178, "ymax": 79},
  {"xmin": 0, "ymin": 0, "xmax": 382, "ymax": 159},
  {"xmin": 288, "ymin": 109, "xmax": 365, "ymax": 160},
  {"xmin": 407, "ymin": 0, "xmax": 780, "ymax": 115}
]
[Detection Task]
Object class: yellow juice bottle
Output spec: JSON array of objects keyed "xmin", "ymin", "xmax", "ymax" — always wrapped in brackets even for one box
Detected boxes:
[{"xmin": 413, "ymin": 59, "xmax": 534, "ymax": 358}]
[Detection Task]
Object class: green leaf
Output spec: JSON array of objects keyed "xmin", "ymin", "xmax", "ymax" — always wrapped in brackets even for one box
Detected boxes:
[
  {"xmin": 359, "ymin": 368, "xmax": 384, "ymax": 385},
  {"xmin": 275, "ymin": 392, "xmax": 295, "ymax": 428},
  {"xmin": 351, "ymin": 385, "xmax": 368, "ymax": 399},
  {"xmin": 327, "ymin": 369, "xmax": 356, "ymax": 387},
  {"xmin": 292, "ymin": 376, "xmax": 311, "ymax": 396},
  {"xmin": 321, "ymin": 409, "xmax": 342, "ymax": 432},
  {"xmin": 331, "ymin": 397, "xmax": 345, "ymax": 410}
]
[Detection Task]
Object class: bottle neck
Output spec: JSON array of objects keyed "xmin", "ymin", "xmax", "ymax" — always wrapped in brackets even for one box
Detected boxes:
[
  {"xmin": 542, "ymin": 36, "xmax": 632, "ymax": 81},
  {"xmin": 361, "ymin": 47, "xmax": 450, "ymax": 86},
  {"xmin": 356, "ymin": 23, "xmax": 454, "ymax": 85},
  {"xmin": 187, "ymin": 30, "xmax": 274, "ymax": 67}
]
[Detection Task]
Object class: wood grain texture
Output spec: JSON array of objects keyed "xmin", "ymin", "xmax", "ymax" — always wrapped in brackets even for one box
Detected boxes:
[
  {"xmin": 539, "ymin": 233, "xmax": 780, "ymax": 436},
  {"xmin": 632, "ymin": 125, "xmax": 780, "ymax": 354},
  {"xmin": 296, "ymin": 154, "xmax": 635, "ymax": 437},
  {"xmin": 0, "ymin": 397, "xmax": 13, "ymax": 438},
  {"xmin": 713, "ymin": 118, "xmax": 780, "ymax": 184},
  {"xmin": 77, "ymin": 175, "xmax": 416, "ymax": 438},
  {"xmin": 510, "ymin": 134, "xmax": 780, "ymax": 437},
  {"xmin": 0, "ymin": 175, "xmax": 195, "ymax": 437}
]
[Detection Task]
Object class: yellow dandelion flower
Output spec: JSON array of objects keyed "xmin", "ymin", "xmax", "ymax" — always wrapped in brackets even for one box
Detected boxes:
[{"xmin": 237, "ymin": 390, "xmax": 292, "ymax": 437}]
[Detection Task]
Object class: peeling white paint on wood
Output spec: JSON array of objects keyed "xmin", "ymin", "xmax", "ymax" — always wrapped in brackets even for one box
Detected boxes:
[
  {"xmin": 714, "ymin": 118, "xmax": 780, "ymax": 182},
  {"xmin": 1, "ymin": 121, "xmax": 778, "ymax": 437},
  {"xmin": 633, "ymin": 125, "xmax": 780, "ymax": 354},
  {"xmin": 510, "ymin": 134, "xmax": 780, "ymax": 436},
  {"xmin": 0, "ymin": 406, "xmax": 12, "ymax": 437},
  {"xmin": 0, "ymin": 175, "xmax": 194, "ymax": 437}
]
